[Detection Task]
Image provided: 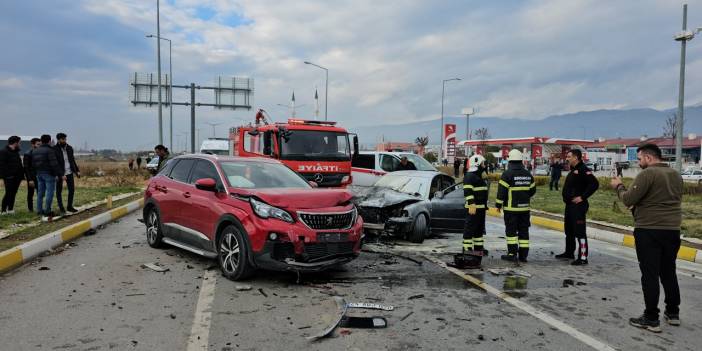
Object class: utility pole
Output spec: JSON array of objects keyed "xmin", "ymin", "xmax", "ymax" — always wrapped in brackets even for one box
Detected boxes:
[
  {"xmin": 156, "ymin": 0, "xmax": 163, "ymax": 145},
  {"xmin": 675, "ymin": 4, "xmax": 689, "ymax": 172},
  {"xmin": 462, "ymin": 107, "xmax": 475, "ymax": 156}
]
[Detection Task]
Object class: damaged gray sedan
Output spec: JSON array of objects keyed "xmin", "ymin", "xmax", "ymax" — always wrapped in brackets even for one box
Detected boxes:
[{"xmin": 354, "ymin": 171, "xmax": 468, "ymax": 243}]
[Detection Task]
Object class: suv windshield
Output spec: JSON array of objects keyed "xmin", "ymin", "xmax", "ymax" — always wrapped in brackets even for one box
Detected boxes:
[
  {"xmin": 400, "ymin": 154, "xmax": 436, "ymax": 171},
  {"xmin": 220, "ymin": 162, "xmax": 311, "ymax": 189},
  {"xmin": 280, "ymin": 130, "xmax": 350, "ymax": 161},
  {"xmin": 374, "ymin": 174, "xmax": 428, "ymax": 198}
]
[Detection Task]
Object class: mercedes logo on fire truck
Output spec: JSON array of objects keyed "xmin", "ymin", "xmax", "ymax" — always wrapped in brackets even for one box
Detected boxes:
[{"xmin": 313, "ymin": 173, "xmax": 324, "ymax": 183}]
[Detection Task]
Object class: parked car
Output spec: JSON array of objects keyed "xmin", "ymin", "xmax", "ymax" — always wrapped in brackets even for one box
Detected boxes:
[
  {"xmin": 351, "ymin": 151, "xmax": 437, "ymax": 186},
  {"xmin": 535, "ymin": 164, "xmax": 550, "ymax": 176},
  {"xmin": 145, "ymin": 156, "xmax": 160, "ymax": 172},
  {"xmin": 681, "ymin": 169, "xmax": 702, "ymax": 184},
  {"xmin": 143, "ymin": 154, "xmax": 363, "ymax": 280},
  {"xmin": 355, "ymin": 171, "xmax": 466, "ymax": 243}
]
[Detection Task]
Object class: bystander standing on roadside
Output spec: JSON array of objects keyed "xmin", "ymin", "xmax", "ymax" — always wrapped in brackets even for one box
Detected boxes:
[
  {"xmin": 610, "ymin": 144, "xmax": 683, "ymax": 333},
  {"xmin": 33, "ymin": 135, "xmax": 62, "ymax": 217},
  {"xmin": 23, "ymin": 138, "xmax": 40, "ymax": 212},
  {"xmin": 54, "ymin": 133, "xmax": 80, "ymax": 214},
  {"xmin": 128, "ymin": 158, "xmax": 134, "ymax": 171},
  {"xmin": 0, "ymin": 136, "xmax": 25, "ymax": 215},
  {"xmin": 153, "ymin": 145, "xmax": 172, "ymax": 174},
  {"xmin": 549, "ymin": 158, "xmax": 563, "ymax": 191},
  {"xmin": 453, "ymin": 158, "xmax": 460, "ymax": 178},
  {"xmin": 136, "ymin": 155, "xmax": 142, "ymax": 169},
  {"xmin": 616, "ymin": 162, "xmax": 624, "ymax": 178}
]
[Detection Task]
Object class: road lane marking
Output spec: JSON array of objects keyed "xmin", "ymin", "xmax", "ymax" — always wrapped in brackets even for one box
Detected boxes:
[
  {"xmin": 187, "ymin": 269, "xmax": 217, "ymax": 351},
  {"xmin": 423, "ymin": 254, "xmax": 617, "ymax": 351}
]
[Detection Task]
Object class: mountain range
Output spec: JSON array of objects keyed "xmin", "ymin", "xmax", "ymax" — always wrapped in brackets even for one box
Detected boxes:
[{"xmin": 350, "ymin": 105, "xmax": 702, "ymax": 145}]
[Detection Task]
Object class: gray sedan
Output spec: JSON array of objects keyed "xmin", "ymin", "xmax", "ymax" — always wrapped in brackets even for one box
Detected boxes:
[{"xmin": 354, "ymin": 171, "xmax": 469, "ymax": 243}]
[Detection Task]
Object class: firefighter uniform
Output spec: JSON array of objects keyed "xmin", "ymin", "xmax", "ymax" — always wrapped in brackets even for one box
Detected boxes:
[
  {"xmin": 559, "ymin": 161, "xmax": 599, "ymax": 265},
  {"xmin": 463, "ymin": 155, "xmax": 489, "ymax": 252},
  {"xmin": 496, "ymin": 150, "xmax": 536, "ymax": 262}
]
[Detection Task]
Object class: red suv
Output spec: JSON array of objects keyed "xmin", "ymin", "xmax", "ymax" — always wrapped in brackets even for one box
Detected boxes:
[{"xmin": 143, "ymin": 154, "xmax": 363, "ymax": 280}]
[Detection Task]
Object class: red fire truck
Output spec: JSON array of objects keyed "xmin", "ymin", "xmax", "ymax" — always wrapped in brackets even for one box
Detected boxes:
[{"xmin": 230, "ymin": 110, "xmax": 358, "ymax": 187}]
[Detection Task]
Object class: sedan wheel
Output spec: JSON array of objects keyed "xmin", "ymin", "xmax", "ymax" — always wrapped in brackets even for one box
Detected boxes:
[
  {"xmin": 407, "ymin": 213, "xmax": 428, "ymax": 243},
  {"xmin": 217, "ymin": 225, "xmax": 255, "ymax": 281}
]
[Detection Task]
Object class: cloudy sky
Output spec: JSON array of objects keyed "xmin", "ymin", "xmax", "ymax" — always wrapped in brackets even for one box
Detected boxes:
[{"xmin": 1, "ymin": 0, "xmax": 701, "ymax": 151}]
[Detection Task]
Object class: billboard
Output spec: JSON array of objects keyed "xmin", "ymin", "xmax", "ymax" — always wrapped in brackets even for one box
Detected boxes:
[{"xmin": 444, "ymin": 124, "xmax": 456, "ymax": 162}]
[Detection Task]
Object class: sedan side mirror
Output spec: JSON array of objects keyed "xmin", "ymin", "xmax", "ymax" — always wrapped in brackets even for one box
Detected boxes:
[
  {"xmin": 195, "ymin": 178, "xmax": 217, "ymax": 191},
  {"xmin": 434, "ymin": 191, "xmax": 444, "ymax": 199}
]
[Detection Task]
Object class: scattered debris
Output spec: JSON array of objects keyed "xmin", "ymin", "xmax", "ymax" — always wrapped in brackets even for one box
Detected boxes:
[
  {"xmin": 137, "ymin": 218, "xmax": 144, "ymax": 224},
  {"xmin": 488, "ymin": 268, "xmax": 532, "ymax": 278},
  {"xmin": 400, "ymin": 311, "xmax": 414, "ymax": 321},
  {"xmin": 186, "ymin": 265, "xmax": 194, "ymax": 269},
  {"xmin": 84, "ymin": 229, "xmax": 97, "ymax": 236},
  {"xmin": 169, "ymin": 313, "xmax": 176, "ymax": 319},
  {"xmin": 258, "ymin": 288, "xmax": 268, "ymax": 298},
  {"xmin": 346, "ymin": 302, "xmax": 394, "ymax": 311},
  {"xmin": 361, "ymin": 248, "xmax": 423, "ymax": 265},
  {"xmin": 576, "ymin": 281, "xmax": 587, "ymax": 286},
  {"xmin": 407, "ymin": 294, "xmax": 424, "ymax": 300},
  {"xmin": 297, "ymin": 326, "xmax": 312, "ymax": 330},
  {"xmin": 339, "ymin": 329, "xmax": 352, "ymax": 336},
  {"xmin": 562, "ymin": 279, "xmax": 575, "ymax": 287},
  {"xmin": 38, "ymin": 267, "xmax": 50, "ymax": 271},
  {"xmin": 478, "ymin": 334, "xmax": 485, "ymax": 341},
  {"xmin": 125, "ymin": 293, "xmax": 146, "ymax": 297},
  {"xmin": 307, "ymin": 296, "xmax": 347, "ymax": 342},
  {"xmin": 340, "ymin": 316, "xmax": 387, "ymax": 329},
  {"xmin": 141, "ymin": 263, "xmax": 169, "ymax": 273}
]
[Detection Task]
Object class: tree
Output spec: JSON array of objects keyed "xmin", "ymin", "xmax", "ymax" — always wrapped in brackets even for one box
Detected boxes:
[
  {"xmin": 423, "ymin": 151, "xmax": 438, "ymax": 163},
  {"xmin": 415, "ymin": 136, "xmax": 429, "ymax": 156},
  {"xmin": 474, "ymin": 127, "xmax": 490, "ymax": 141},
  {"xmin": 663, "ymin": 112, "xmax": 685, "ymax": 139}
]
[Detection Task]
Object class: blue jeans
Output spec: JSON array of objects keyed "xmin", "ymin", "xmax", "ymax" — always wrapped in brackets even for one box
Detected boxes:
[{"xmin": 37, "ymin": 172, "xmax": 56, "ymax": 215}]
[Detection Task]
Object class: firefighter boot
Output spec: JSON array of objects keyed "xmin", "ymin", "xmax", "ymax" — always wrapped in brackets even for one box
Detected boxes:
[
  {"xmin": 502, "ymin": 235, "xmax": 519, "ymax": 262},
  {"xmin": 518, "ymin": 239, "xmax": 529, "ymax": 262},
  {"xmin": 462, "ymin": 239, "xmax": 473, "ymax": 253}
]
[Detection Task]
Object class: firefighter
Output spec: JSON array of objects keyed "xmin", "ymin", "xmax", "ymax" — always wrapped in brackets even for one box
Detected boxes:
[
  {"xmin": 463, "ymin": 154, "xmax": 489, "ymax": 254},
  {"xmin": 496, "ymin": 149, "xmax": 536, "ymax": 263},
  {"xmin": 556, "ymin": 149, "xmax": 599, "ymax": 265}
]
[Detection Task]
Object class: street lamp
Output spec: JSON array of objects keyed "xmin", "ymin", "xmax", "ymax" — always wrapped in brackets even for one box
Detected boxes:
[
  {"xmin": 147, "ymin": 34, "xmax": 173, "ymax": 151},
  {"xmin": 440, "ymin": 78, "xmax": 461, "ymax": 161},
  {"xmin": 304, "ymin": 61, "xmax": 328, "ymax": 121},
  {"xmin": 672, "ymin": 3, "xmax": 702, "ymax": 172},
  {"xmin": 155, "ymin": 0, "xmax": 163, "ymax": 145},
  {"xmin": 204, "ymin": 122, "xmax": 222, "ymax": 138},
  {"xmin": 462, "ymin": 107, "xmax": 475, "ymax": 156}
]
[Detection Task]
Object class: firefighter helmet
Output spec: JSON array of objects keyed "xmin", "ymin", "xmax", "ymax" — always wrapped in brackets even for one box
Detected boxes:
[
  {"xmin": 508, "ymin": 149, "xmax": 524, "ymax": 161},
  {"xmin": 468, "ymin": 154, "xmax": 486, "ymax": 172}
]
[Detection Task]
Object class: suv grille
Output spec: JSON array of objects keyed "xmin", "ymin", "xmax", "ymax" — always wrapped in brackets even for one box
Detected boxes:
[
  {"xmin": 304, "ymin": 242, "xmax": 356, "ymax": 261},
  {"xmin": 299, "ymin": 210, "xmax": 355, "ymax": 230}
]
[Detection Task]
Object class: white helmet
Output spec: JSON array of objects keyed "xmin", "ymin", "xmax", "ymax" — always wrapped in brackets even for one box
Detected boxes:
[
  {"xmin": 508, "ymin": 149, "xmax": 523, "ymax": 161},
  {"xmin": 468, "ymin": 154, "xmax": 486, "ymax": 172}
]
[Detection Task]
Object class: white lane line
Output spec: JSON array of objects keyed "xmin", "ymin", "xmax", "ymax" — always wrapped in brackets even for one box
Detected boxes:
[
  {"xmin": 423, "ymin": 254, "xmax": 617, "ymax": 351},
  {"xmin": 187, "ymin": 269, "xmax": 217, "ymax": 351}
]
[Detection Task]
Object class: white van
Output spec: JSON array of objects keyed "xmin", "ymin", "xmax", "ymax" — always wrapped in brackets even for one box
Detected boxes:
[
  {"xmin": 199, "ymin": 138, "xmax": 230, "ymax": 155},
  {"xmin": 351, "ymin": 151, "xmax": 437, "ymax": 186}
]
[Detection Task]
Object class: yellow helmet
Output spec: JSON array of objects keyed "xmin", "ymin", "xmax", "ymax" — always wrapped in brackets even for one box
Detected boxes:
[{"xmin": 508, "ymin": 149, "xmax": 523, "ymax": 161}]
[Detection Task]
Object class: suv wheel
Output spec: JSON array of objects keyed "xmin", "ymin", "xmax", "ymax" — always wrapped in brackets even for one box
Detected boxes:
[
  {"xmin": 407, "ymin": 214, "xmax": 428, "ymax": 243},
  {"xmin": 145, "ymin": 208, "xmax": 164, "ymax": 248},
  {"xmin": 218, "ymin": 225, "xmax": 255, "ymax": 281}
]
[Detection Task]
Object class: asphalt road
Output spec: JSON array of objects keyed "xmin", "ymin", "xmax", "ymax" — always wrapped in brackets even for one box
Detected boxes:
[{"xmin": 1, "ymin": 212, "xmax": 701, "ymax": 351}]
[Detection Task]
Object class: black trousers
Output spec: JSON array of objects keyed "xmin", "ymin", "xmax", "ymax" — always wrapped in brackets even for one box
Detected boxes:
[
  {"xmin": 549, "ymin": 176, "xmax": 560, "ymax": 190},
  {"xmin": 27, "ymin": 176, "xmax": 36, "ymax": 211},
  {"xmin": 463, "ymin": 208, "xmax": 486, "ymax": 250},
  {"xmin": 634, "ymin": 228, "xmax": 681, "ymax": 320},
  {"xmin": 2, "ymin": 177, "xmax": 22, "ymax": 212},
  {"xmin": 504, "ymin": 211, "xmax": 530, "ymax": 258},
  {"xmin": 56, "ymin": 173, "xmax": 75, "ymax": 211},
  {"xmin": 564, "ymin": 202, "xmax": 589, "ymax": 260}
]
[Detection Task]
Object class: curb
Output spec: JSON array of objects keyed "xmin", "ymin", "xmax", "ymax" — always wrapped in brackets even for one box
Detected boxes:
[
  {"xmin": 0, "ymin": 198, "xmax": 144, "ymax": 273},
  {"xmin": 486, "ymin": 208, "xmax": 702, "ymax": 264}
]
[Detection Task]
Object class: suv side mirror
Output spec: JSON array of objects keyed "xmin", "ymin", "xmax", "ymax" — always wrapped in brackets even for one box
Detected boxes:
[
  {"xmin": 434, "ymin": 191, "xmax": 444, "ymax": 199},
  {"xmin": 195, "ymin": 178, "xmax": 217, "ymax": 191}
]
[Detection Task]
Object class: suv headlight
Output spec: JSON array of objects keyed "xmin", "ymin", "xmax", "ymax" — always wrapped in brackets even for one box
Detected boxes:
[{"xmin": 250, "ymin": 198, "xmax": 294, "ymax": 223}]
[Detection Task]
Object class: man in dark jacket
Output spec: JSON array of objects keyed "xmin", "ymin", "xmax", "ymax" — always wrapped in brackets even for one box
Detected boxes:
[
  {"xmin": 0, "ymin": 136, "xmax": 25, "ymax": 214},
  {"xmin": 23, "ymin": 138, "xmax": 40, "ymax": 212},
  {"xmin": 396, "ymin": 156, "xmax": 416, "ymax": 171},
  {"xmin": 33, "ymin": 135, "xmax": 63, "ymax": 217},
  {"xmin": 549, "ymin": 158, "xmax": 563, "ymax": 191},
  {"xmin": 496, "ymin": 149, "xmax": 536, "ymax": 262},
  {"xmin": 453, "ymin": 158, "xmax": 461, "ymax": 177},
  {"xmin": 556, "ymin": 149, "xmax": 599, "ymax": 265},
  {"xmin": 463, "ymin": 154, "xmax": 489, "ymax": 254},
  {"xmin": 54, "ymin": 133, "xmax": 81, "ymax": 213},
  {"xmin": 153, "ymin": 145, "xmax": 172, "ymax": 174}
]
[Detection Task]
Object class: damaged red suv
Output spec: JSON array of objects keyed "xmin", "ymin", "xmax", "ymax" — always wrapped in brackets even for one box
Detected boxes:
[{"xmin": 143, "ymin": 154, "xmax": 363, "ymax": 280}]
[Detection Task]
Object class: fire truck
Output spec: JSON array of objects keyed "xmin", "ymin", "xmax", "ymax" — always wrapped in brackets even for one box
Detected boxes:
[{"xmin": 230, "ymin": 110, "xmax": 358, "ymax": 187}]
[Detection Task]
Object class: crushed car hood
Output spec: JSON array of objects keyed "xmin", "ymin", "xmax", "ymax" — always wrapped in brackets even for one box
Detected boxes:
[
  {"xmin": 232, "ymin": 188, "xmax": 354, "ymax": 210},
  {"xmin": 351, "ymin": 186, "xmax": 423, "ymax": 208}
]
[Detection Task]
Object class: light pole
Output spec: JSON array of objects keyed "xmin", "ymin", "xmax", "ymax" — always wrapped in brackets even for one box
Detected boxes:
[
  {"xmin": 155, "ymin": 0, "xmax": 163, "ymax": 144},
  {"xmin": 462, "ymin": 107, "xmax": 475, "ymax": 156},
  {"xmin": 304, "ymin": 61, "xmax": 328, "ymax": 121},
  {"xmin": 672, "ymin": 4, "xmax": 701, "ymax": 172},
  {"xmin": 440, "ymin": 78, "xmax": 461, "ymax": 161},
  {"xmin": 205, "ymin": 122, "xmax": 222, "ymax": 138},
  {"xmin": 147, "ymin": 34, "xmax": 172, "ymax": 150},
  {"xmin": 277, "ymin": 103, "xmax": 306, "ymax": 118}
]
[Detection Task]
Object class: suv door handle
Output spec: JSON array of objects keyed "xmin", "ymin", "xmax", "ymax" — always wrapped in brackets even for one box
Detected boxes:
[
  {"xmin": 183, "ymin": 192, "xmax": 191, "ymax": 198},
  {"xmin": 156, "ymin": 185, "xmax": 168, "ymax": 193}
]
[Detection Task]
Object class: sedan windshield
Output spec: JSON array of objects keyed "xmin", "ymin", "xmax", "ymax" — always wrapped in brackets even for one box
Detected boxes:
[
  {"xmin": 220, "ymin": 162, "xmax": 311, "ymax": 189},
  {"xmin": 374, "ymin": 174, "xmax": 428, "ymax": 198},
  {"xmin": 280, "ymin": 130, "xmax": 350, "ymax": 161}
]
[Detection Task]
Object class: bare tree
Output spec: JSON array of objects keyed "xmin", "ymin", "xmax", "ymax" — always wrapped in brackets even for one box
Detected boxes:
[
  {"xmin": 474, "ymin": 128, "xmax": 490, "ymax": 141},
  {"xmin": 415, "ymin": 136, "xmax": 429, "ymax": 156},
  {"xmin": 663, "ymin": 112, "xmax": 685, "ymax": 139}
]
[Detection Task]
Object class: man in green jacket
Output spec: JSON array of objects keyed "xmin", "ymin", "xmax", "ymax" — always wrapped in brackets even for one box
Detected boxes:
[{"xmin": 610, "ymin": 144, "xmax": 683, "ymax": 333}]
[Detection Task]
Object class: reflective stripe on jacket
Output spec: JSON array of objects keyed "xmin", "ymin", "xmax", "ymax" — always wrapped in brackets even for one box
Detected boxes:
[{"xmin": 496, "ymin": 162, "xmax": 536, "ymax": 212}]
